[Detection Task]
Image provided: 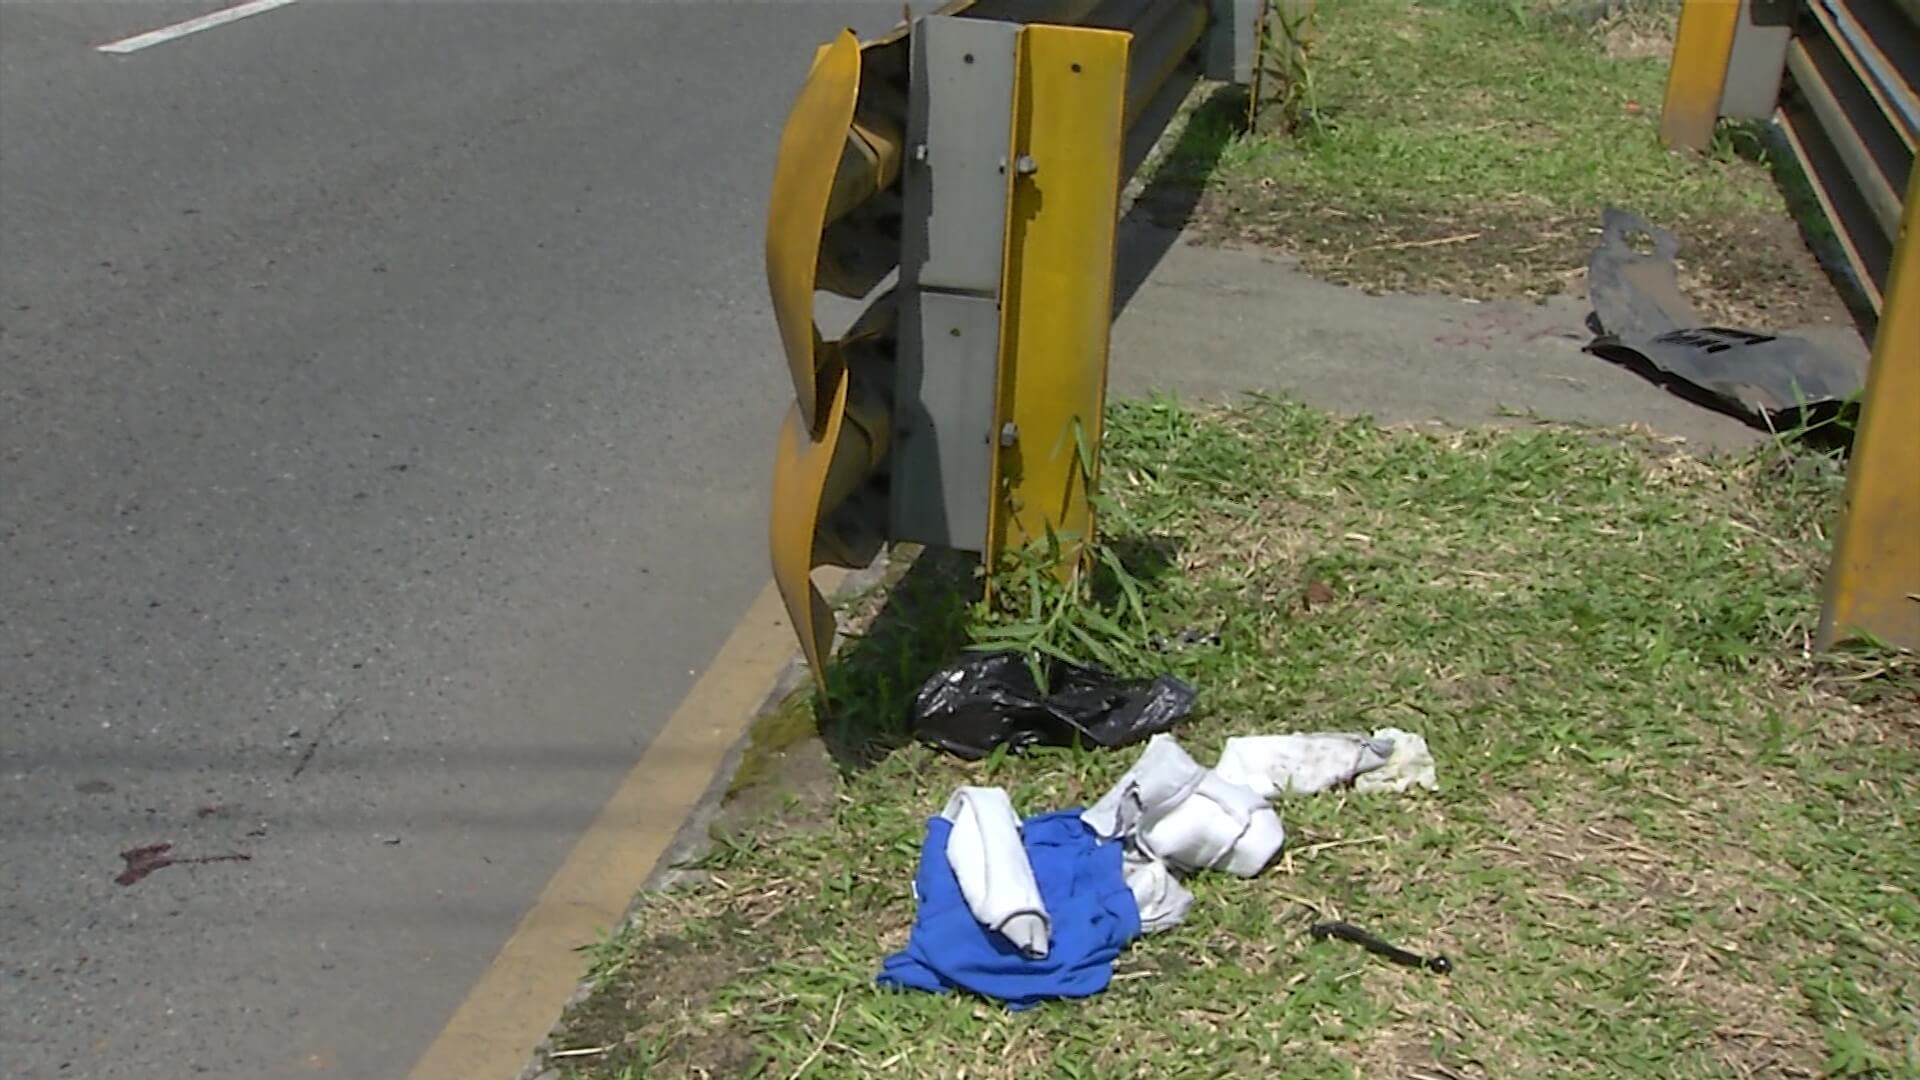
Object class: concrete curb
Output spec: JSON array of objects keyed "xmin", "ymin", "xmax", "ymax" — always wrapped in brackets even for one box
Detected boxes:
[{"xmin": 513, "ymin": 556, "xmax": 895, "ymax": 1080}]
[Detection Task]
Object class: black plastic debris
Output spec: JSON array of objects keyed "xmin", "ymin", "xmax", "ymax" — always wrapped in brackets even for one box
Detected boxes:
[
  {"xmin": 1584, "ymin": 207, "xmax": 1862, "ymax": 429},
  {"xmin": 1309, "ymin": 920, "xmax": 1452, "ymax": 975},
  {"xmin": 1587, "ymin": 207, "xmax": 1697, "ymax": 337},
  {"xmin": 910, "ymin": 651, "xmax": 1196, "ymax": 761}
]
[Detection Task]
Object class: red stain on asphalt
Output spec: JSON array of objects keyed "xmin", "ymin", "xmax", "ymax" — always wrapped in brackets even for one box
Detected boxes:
[{"xmin": 114, "ymin": 843, "xmax": 251, "ymax": 886}]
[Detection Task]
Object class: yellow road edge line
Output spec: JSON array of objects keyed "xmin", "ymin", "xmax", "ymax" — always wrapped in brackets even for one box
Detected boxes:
[{"xmin": 405, "ymin": 571, "xmax": 844, "ymax": 1080}]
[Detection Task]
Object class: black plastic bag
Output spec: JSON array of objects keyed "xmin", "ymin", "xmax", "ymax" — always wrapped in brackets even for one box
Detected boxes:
[{"xmin": 911, "ymin": 651, "xmax": 1196, "ymax": 761}]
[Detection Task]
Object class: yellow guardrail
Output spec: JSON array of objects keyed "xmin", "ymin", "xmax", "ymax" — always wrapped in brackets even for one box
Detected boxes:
[
  {"xmin": 1663, "ymin": 1, "xmax": 1919, "ymax": 651},
  {"xmin": 764, "ymin": 1, "xmax": 1244, "ymax": 681},
  {"xmin": 1819, "ymin": 171, "xmax": 1919, "ymax": 653},
  {"xmin": 1664, "ymin": 0, "xmax": 1915, "ymax": 311}
]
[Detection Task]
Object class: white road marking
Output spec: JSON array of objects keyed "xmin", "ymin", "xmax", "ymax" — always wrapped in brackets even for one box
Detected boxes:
[{"xmin": 96, "ymin": 0, "xmax": 299, "ymax": 54}]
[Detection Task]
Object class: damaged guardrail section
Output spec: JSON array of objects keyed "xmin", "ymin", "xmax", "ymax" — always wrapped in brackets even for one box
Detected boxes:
[
  {"xmin": 1663, "ymin": 0, "xmax": 1915, "ymax": 310},
  {"xmin": 1660, "ymin": 1, "xmax": 1919, "ymax": 651},
  {"xmin": 766, "ymin": 0, "xmax": 1258, "ymax": 680}
]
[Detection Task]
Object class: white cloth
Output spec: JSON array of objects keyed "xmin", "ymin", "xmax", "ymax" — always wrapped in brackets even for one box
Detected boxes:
[
  {"xmin": 1213, "ymin": 733, "xmax": 1395, "ymax": 797},
  {"xmin": 1352, "ymin": 727, "xmax": 1440, "ymax": 794},
  {"xmin": 1083, "ymin": 735, "xmax": 1285, "ymax": 879},
  {"xmin": 939, "ymin": 786, "xmax": 1050, "ymax": 959},
  {"xmin": 1121, "ymin": 847, "xmax": 1192, "ymax": 934}
]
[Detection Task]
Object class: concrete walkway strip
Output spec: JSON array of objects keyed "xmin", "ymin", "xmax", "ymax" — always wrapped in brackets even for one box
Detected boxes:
[
  {"xmin": 404, "ymin": 573, "xmax": 840, "ymax": 1080},
  {"xmin": 96, "ymin": 0, "xmax": 300, "ymax": 54}
]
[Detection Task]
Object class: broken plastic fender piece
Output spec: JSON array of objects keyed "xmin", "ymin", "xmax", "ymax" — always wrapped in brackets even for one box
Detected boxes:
[
  {"xmin": 1586, "ymin": 207, "xmax": 1698, "ymax": 338},
  {"xmin": 1587, "ymin": 327, "xmax": 1862, "ymax": 420},
  {"xmin": 911, "ymin": 652, "xmax": 1197, "ymax": 762},
  {"xmin": 1584, "ymin": 207, "xmax": 1863, "ymax": 427}
]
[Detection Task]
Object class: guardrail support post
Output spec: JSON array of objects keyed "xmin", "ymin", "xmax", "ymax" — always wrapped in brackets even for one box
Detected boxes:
[
  {"xmin": 1661, "ymin": 0, "xmax": 1743, "ymax": 150},
  {"xmin": 985, "ymin": 24, "xmax": 1131, "ymax": 580},
  {"xmin": 1818, "ymin": 168, "xmax": 1920, "ymax": 653}
]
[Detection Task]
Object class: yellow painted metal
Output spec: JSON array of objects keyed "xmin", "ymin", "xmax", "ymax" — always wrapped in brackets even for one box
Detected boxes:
[
  {"xmin": 766, "ymin": 30, "xmax": 860, "ymax": 435},
  {"xmin": 824, "ymin": 120, "xmax": 903, "ymax": 225},
  {"xmin": 766, "ymin": 28, "xmax": 913, "ymax": 686},
  {"xmin": 1776, "ymin": 101, "xmax": 1891, "ymax": 310},
  {"xmin": 810, "ymin": 297, "xmax": 896, "ymax": 569},
  {"xmin": 770, "ymin": 371, "xmax": 849, "ymax": 684},
  {"xmin": 1660, "ymin": 0, "xmax": 1740, "ymax": 152},
  {"xmin": 985, "ymin": 25, "xmax": 1131, "ymax": 579},
  {"xmin": 1818, "ymin": 167, "xmax": 1920, "ymax": 652},
  {"xmin": 766, "ymin": 5, "xmax": 1190, "ymax": 678}
]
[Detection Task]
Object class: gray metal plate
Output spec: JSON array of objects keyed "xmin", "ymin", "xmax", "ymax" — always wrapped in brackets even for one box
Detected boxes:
[
  {"xmin": 890, "ymin": 291, "xmax": 1003, "ymax": 552},
  {"xmin": 892, "ymin": 15, "xmax": 1023, "ymax": 551},
  {"xmin": 904, "ymin": 15, "xmax": 1019, "ymax": 292},
  {"xmin": 1721, "ymin": 0, "xmax": 1792, "ymax": 120},
  {"xmin": 1206, "ymin": 0, "xmax": 1264, "ymax": 85}
]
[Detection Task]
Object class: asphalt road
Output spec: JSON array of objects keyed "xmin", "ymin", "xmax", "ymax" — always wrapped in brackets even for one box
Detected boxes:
[{"xmin": 0, "ymin": 3, "xmax": 897, "ymax": 1077}]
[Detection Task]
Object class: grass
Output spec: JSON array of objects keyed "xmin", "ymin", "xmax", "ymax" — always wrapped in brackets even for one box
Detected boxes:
[
  {"xmin": 532, "ymin": 6, "xmax": 1909, "ymax": 1075},
  {"xmin": 1142, "ymin": 0, "xmax": 1856, "ymax": 329},
  {"xmin": 541, "ymin": 397, "xmax": 1918, "ymax": 1080}
]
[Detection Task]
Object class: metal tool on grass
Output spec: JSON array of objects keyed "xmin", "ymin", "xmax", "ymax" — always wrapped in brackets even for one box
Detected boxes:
[{"xmin": 1309, "ymin": 920, "xmax": 1451, "ymax": 975}]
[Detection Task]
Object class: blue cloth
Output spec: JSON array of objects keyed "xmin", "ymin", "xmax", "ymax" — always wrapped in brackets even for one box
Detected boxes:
[{"xmin": 877, "ymin": 808, "xmax": 1141, "ymax": 1009}]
